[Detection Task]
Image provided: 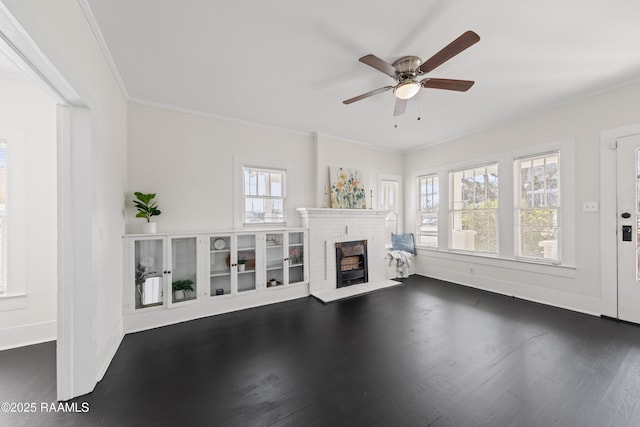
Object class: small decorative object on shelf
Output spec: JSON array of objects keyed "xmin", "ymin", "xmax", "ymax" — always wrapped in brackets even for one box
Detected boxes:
[
  {"xmin": 238, "ymin": 258, "xmax": 246, "ymax": 272},
  {"xmin": 269, "ymin": 278, "xmax": 277, "ymax": 287},
  {"xmin": 215, "ymin": 288, "xmax": 224, "ymax": 296},
  {"xmin": 133, "ymin": 191, "xmax": 161, "ymax": 234}
]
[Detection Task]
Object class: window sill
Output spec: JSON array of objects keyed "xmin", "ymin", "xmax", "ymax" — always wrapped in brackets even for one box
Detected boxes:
[{"xmin": 0, "ymin": 293, "xmax": 27, "ymax": 312}]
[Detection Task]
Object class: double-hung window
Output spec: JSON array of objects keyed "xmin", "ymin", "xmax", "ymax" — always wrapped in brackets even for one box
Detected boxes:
[
  {"xmin": 417, "ymin": 174, "xmax": 439, "ymax": 247},
  {"xmin": 243, "ymin": 167, "xmax": 286, "ymax": 225},
  {"xmin": 450, "ymin": 163, "xmax": 499, "ymax": 253},
  {"xmin": 515, "ymin": 152, "xmax": 560, "ymax": 261}
]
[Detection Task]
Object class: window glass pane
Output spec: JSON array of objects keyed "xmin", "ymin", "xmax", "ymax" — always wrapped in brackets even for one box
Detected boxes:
[
  {"xmin": 242, "ymin": 166, "xmax": 286, "ymax": 224},
  {"xmin": 417, "ymin": 175, "xmax": 438, "ymax": 247},
  {"xmin": 516, "ymin": 152, "xmax": 560, "ymax": 260},
  {"xmin": 270, "ymin": 172, "xmax": 282, "ymax": 197},
  {"xmin": 450, "ymin": 163, "xmax": 499, "ymax": 254},
  {"xmin": 257, "ymin": 172, "xmax": 267, "ymax": 196}
]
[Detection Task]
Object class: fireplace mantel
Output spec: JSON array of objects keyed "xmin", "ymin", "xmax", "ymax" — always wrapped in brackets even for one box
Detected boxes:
[{"xmin": 297, "ymin": 208, "xmax": 400, "ymax": 302}]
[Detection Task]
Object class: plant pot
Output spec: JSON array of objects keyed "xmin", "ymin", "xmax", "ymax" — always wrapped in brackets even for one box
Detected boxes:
[
  {"xmin": 238, "ymin": 264, "xmax": 246, "ymax": 272},
  {"xmin": 173, "ymin": 290, "xmax": 185, "ymax": 301},
  {"xmin": 142, "ymin": 222, "xmax": 157, "ymax": 234},
  {"xmin": 269, "ymin": 280, "xmax": 277, "ymax": 287}
]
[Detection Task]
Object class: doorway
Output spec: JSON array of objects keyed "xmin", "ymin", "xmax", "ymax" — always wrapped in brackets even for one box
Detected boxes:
[{"xmin": 616, "ymin": 134, "xmax": 640, "ymax": 323}]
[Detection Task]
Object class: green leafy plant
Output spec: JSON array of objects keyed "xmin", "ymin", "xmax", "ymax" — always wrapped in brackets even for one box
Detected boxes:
[
  {"xmin": 238, "ymin": 258, "xmax": 246, "ymax": 265},
  {"xmin": 133, "ymin": 192, "xmax": 161, "ymax": 222},
  {"xmin": 172, "ymin": 279, "xmax": 194, "ymax": 292}
]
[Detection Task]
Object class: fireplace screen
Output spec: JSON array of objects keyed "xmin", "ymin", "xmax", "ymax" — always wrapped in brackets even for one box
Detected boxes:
[{"xmin": 335, "ymin": 240, "xmax": 368, "ymax": 288}]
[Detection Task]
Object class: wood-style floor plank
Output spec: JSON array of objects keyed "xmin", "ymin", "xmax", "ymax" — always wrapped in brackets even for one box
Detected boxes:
[{"xmin": 2, "ymin": 276, "xmax": 640, "ymax": 426}]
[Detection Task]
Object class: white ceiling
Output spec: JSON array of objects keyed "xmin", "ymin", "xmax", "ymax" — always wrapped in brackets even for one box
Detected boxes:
[{"xmin": 85, "ymin": 0, "xmax": 640, "ymax": 151}]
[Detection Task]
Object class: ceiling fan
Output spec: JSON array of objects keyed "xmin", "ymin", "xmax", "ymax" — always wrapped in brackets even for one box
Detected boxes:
[{"xmin": 343, "ymin": 31, "xmax": 480, "ymax": 117}]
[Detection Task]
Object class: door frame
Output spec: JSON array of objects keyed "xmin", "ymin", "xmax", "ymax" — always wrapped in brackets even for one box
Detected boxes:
[
  {"xmin": 600, "ymin": 123, "xmax": 640, "ymax": 318},
  {"xmin": 0, "ymin": 3, "xmax": 96, "ymax": 400}
]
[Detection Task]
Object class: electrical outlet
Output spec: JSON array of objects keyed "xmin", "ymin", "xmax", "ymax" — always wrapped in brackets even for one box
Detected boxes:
[{"xmin": 583, "ymin": 201, "xmax": 599, "ymax": 212}]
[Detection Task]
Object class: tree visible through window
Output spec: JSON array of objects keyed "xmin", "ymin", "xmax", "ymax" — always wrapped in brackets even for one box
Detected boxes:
[
  {"xmin": 450, "ymin": 163, "xmax": 499, "ymax": 253},
  {"xmin": 243, "ymin": 167, "xmax": 285, "ymax": 225},
  {"xmin": 516, "ymin": 152, "xmax": 560, "ymax": 261}
]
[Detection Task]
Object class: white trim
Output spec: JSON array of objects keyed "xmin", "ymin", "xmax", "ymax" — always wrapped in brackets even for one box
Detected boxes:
[
  {"xmin": 0, "ymin": 292, "xmax": 25, "ymax": 311},
  {"xmin": 77, "ymin": 0, "xmax": 129, "ymax": 100},
  {"xmin": 0, "ymin": 3, "xmax": 82, "ymax": 106},
  {"xmin": 0, "ymin": 320, "xmax": 56, "ymax": 351},
  {"xmin": 130, "ymin": 97, "xmax": 311, "ymax": 138},
  {"xmin": 600, "ymin": 123, "xmax": 640, "ymax": 318}
]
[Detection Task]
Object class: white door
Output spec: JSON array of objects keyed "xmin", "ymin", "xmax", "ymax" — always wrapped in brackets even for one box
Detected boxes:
[{"xmin": 616, "ymin": 134, "xmax": 640, "ymax": 323}]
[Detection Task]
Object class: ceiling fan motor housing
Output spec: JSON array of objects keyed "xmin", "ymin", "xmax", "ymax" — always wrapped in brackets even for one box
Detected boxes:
[{"xmin": 392, "ymin": 56, "xmax": 422, "ymax": 82}]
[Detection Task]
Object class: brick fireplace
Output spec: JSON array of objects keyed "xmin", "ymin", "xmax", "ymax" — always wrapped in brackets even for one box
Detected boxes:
[{"xmin": 297, "ymin": 208, "xmax": 400, "ymax": 302}]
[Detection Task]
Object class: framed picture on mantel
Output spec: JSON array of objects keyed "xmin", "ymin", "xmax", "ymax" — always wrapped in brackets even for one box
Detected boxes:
[{"xmin": 329, "ymin": 166, "xmax": 366, "ymax": 209}]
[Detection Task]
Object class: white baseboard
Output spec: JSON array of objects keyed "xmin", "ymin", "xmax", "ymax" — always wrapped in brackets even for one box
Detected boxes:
[{"xmin": 0, "ymin": 320, "xmax": 56, "ymax": 351}]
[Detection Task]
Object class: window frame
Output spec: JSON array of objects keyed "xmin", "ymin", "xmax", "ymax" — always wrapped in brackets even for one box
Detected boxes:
[
  {"xmin": 514, "ymin": 151, "xmax": 561, "ymax": 263},
  {"xmin": 416, "ymin": 173, "xmax": 439, "ymax": 248},
  {"xmin": 241, "ymin": 165, "xmax": 287, "ymax": 226},
  {"xmin": 449, "ymin": 162, "xmax": 500, "ymax": 254}
]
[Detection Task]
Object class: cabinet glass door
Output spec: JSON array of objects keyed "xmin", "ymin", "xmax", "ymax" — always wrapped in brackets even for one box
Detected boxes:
[
  {"xmin": 266, "ymin": 232, "xmax": 285, "ymax": 288},
  {"xmin": 237, "ymin": 234, "xmax": 257, "ymax": 292},
  {"xmin": 288, "ymin": 232, "xmax": 305, "ymax": 284},
  {"xmin": 134, "ymin": 239, "xmax": 164, "ymax": 309},
  {"xmin": 170, "ymin": 237, "xmax": 197, "ymax": 305},
  {"xmin": 210, "ymin": 235, "xmax": 232, "ymax": 297}
]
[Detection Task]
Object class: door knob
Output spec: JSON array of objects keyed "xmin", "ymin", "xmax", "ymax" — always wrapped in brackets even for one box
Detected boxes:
[{"xmin": 622, "ymin": 212, "xmax": 631, "ymax": 219}]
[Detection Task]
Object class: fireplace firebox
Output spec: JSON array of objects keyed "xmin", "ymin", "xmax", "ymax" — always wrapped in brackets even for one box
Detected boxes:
[{"xmin": 335, "ymin": 240, "xmax": 368, "ymax": 288}]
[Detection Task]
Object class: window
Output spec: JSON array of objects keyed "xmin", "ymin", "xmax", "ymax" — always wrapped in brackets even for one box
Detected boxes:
[
  {"xmin": 450, "ymin": 163, "xmax": 499, "ymax": 253},
  {"xmin": 0, "ymin": 141, "xmax": 5, "ymax": 294},
  {"xmin": 379, "ymin": 179, "xmax": 399, "ymax": 247},
  {"xmin": 515, "ymin": 152, "xmax": 560, "ymax": 261},
  {"xmin": 417, "ymin": 174, "xmax": 439, "ymax": 247},
  {"xmin": 243, "ymin": 167, "xmax": 285, "ymax": 225}
]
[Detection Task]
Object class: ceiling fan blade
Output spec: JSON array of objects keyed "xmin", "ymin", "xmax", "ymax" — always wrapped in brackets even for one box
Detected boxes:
[
  {"xmin": 343, "ymin": 86, "xmax": 393, "ymax": 104},
  {"xmin": 418, "ymin": 30, "xmax": 480, "ymax": 74},
  {"xmin": 393, "ymin": 98, "xmax": 407, "ymax": 116},
  {"xmin": 359, "ymin": 54, "xmax": 396, "ymax": 77},
  {"xmin": 421, "ymin": 78, "xmax": 475, "ymax": 91}
]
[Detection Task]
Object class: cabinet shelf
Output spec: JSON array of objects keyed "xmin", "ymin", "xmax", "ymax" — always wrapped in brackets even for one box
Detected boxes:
[
  {"xmin": 210, "ymin": 249, "xmax": 231, "ymax": 254},
  {"xmin": 289, "ymin": 263, "xmax": 304, "ymax": 268},
  {"xmin": 238, "ymin": 269, "xmax": 255, "ymax": 274},
  {"xmin": 267, "ymin": 265, "xmax": 283, "ymax": 271},
  {"xmin": 210, "ymin": 270, "xmax": 231, "ymax": 277}
]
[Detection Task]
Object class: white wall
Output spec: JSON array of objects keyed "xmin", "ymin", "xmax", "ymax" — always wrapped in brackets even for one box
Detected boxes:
[
  {"xmin": 314, "ymin": 133, "xmax": 404, "ymax": 210},
  {"xmin": 127, "ymin": 102, "xmax": 316, "ymax": 232},
  {"xmin": 404, "ymin": 81, "xmax": 640, "ymax": 315},
  {"xmin": 2, "ymin": 0, "xmax": 128, "ymax": 395},
  {"xmin": 0, "ymin": 79, "xmax": 57, "ymax": 350}
]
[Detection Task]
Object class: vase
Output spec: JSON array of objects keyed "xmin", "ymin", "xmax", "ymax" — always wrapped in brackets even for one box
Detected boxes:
[
  {"xmin": 173, "ymin": 290, "xmax": 185, "ymax": 301},
  {"xmin": 238, "ymin": 264, "xmax": 245, "ymax": 272},
  {"xmin": 142, "ymin": 222, "xmax": 157, "ymax": 234}
]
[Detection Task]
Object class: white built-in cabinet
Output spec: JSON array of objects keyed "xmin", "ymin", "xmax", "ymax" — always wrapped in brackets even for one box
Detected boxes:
[{"xmin": 123, "ymin": 229, "xmax": 308, "ymax": 331}]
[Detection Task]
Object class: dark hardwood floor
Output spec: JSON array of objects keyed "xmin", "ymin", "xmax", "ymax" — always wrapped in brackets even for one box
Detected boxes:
[{"xmin": 2, "ymin": 275, "xmax": 640, "ymax": 426}]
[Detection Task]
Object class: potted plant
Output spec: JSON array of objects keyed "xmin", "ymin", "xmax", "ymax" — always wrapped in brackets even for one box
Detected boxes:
[
  {"xmin": 269, "ymin": 278, "xmax": 277, "ymax": 287},
  {"xmin": 133, "ymin": 191, "xmax": 161, "ymax": 233},
  {"xmin": 237, "ymin": 258, "xmax": 246, "ymax": 272},
  {"xmin": 172, "ymin": 279, "xmax": 194, "ymax": 301}
]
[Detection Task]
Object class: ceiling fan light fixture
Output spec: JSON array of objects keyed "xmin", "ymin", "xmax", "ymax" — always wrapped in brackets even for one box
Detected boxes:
[{"xmin": 394, "ymin": 81, "xmax": 421, "ymax": 100}]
